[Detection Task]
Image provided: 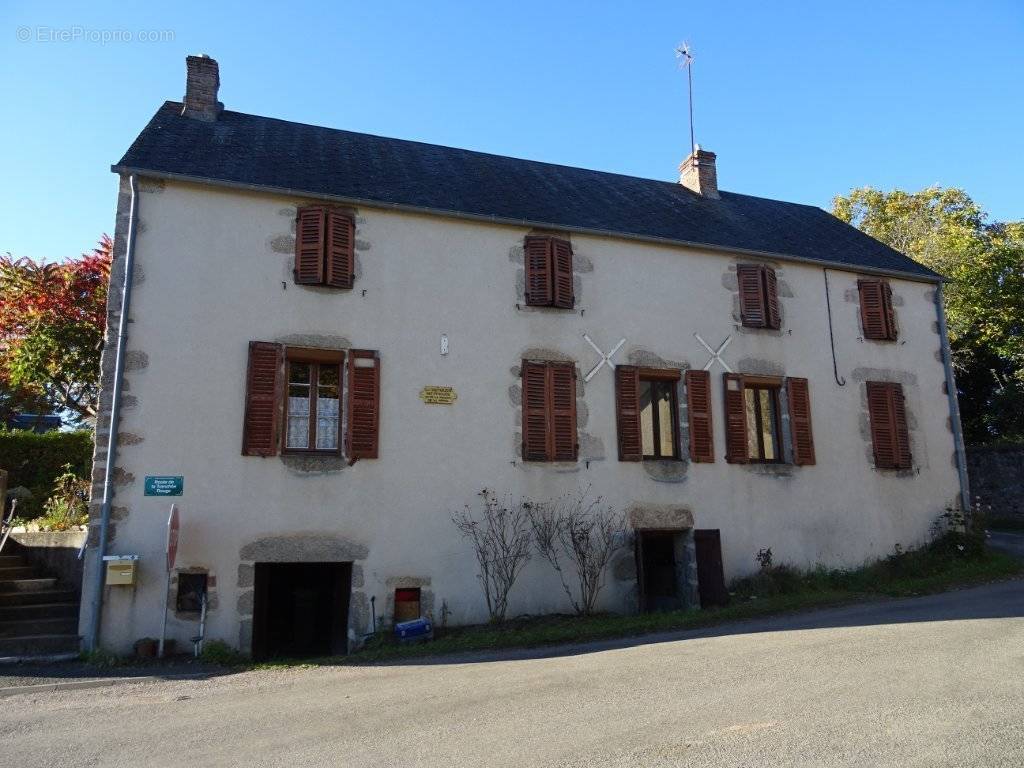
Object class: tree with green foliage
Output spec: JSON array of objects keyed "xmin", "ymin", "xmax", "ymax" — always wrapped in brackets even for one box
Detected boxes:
[
  {"xmin": 833, "ymin": 187, "xmax": 1024, "ymax": 444},
  {"xmin": 0, "ymin": 236, "xmax": 111, "ymax": 426}
]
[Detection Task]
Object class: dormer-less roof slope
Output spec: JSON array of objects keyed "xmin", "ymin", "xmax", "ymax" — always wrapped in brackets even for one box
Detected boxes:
[{"xmin": 114, "ymin": 101, "xmax": 940, "ymax": 281}]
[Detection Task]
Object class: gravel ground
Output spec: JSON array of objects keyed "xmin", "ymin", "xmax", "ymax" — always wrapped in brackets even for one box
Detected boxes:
[
  {"xmin": 2, "ymin": 578, "xmax": 1023, "ymax": 767},
  {"xmin": 0, "ymin": 658, "xmax": 226, "ymax": 690}
]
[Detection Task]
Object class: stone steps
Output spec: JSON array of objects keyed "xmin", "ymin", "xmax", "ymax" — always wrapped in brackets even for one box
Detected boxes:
[
  {"xmin": 0, "ymin": 616, "xmax": 78, "ymax": 638},
  {"xmin": 0, "ymin": 545, "xmax": 80, "ymax": 658},
  {"xmin": 0, "ymin": 601, "xmax": 80, "ymax": 622},
  {"xmin": 0, "ymin": 588, "xmax": 79, "ymax": 607},
  {"xmin": 0, "ymin": 633, "xmax": 81, "ymax": 657},
  {"xmin": 0, "ymin": 576, "xmax": 58, "ymax": 593},
  {"xmin": 0, "ymin": 566, "xmax": 37, "ymax": 581}
]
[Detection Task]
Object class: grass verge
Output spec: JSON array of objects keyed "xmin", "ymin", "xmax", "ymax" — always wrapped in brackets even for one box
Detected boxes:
[{"xmin": 243, "ymin": 531, "xmax": 1022, "ymax": 669}]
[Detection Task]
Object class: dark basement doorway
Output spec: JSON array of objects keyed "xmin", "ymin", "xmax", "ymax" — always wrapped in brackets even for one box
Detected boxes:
[
  {"xmin": 251, "ymin": 562, "xmax": 351, "ymax": 661},
  {"xmin": 636, "ymin": 531, "xmax": 682, "ymax": 612}
]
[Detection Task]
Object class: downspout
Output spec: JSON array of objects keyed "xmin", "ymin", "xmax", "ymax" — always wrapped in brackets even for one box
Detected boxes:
[
  {"xmin": 934, "ymin": 283, "xmax": 972, "ymax": 519},
  {"xmin": 84, "ymin": 174, "xmax": 139, "ymax": 651},
  {"xmin": 822, "ymin": 269, "xmax": 847, "ymax": 386}
]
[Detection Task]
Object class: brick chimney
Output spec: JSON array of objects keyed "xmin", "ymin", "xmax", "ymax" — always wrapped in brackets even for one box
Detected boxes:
[
  {"xmin": 182, "ymin": 54, "xmax": 222, "ymax": 121},
  {"xmin": 679, "ymin": 145, "xmax": 719, "ymax": 199}
]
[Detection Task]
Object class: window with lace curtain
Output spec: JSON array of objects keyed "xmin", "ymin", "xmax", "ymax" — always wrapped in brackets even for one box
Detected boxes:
[{"xmin": 285, "ymin": 357, "xmax": 341, "ymax": 452}]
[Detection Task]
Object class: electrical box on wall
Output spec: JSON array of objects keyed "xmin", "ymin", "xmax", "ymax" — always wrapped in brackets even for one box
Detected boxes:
[{"xmin": 103, "ymin": 555, "xmax": 139, "ymax": 586}]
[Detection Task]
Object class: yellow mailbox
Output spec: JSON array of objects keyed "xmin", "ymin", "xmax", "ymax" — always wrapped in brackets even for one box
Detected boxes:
[{"xmin": 103, "ymin": 555, "xmax": 139, "ymax": 586}]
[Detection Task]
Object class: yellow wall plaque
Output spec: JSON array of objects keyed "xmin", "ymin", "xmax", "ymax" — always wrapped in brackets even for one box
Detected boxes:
[{"xmin": 419, "ymin": 386, "xmax": 457, "ymax": 405}]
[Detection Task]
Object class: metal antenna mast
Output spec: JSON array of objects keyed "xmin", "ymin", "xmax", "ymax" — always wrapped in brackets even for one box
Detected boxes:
[{"xmin": 676, "ymin": 42, "xmax": 695, "ymax": 152}]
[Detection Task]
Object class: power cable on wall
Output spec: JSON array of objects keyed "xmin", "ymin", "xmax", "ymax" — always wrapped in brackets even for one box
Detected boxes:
[{"xmin": 823, "ymin": 268, "xmax": 847, "ymax": 386}]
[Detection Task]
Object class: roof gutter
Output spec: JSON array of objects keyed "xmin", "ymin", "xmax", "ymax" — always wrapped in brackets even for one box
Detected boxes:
[
  {"xmin": 83, "ymin": 174, "xmax": 139, "ymax": 652},
  {"xmin": 111, "ymin": 165, "xmax": 944, "ymax": 284}
]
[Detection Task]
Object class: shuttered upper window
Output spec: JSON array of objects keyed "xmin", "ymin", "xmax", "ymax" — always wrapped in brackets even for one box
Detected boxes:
[
  {"xmin": 524, "ymin": 236, "xmax": 574, "ymax": 309},
  {"xmin": 522, "ymin": 361, "xmax": 577, "ymax": 461},
  {"xmin": 858, "ymin": 279, "xmax": 898, "ymax": 341},
  {"xmin": 866, "ymin": 381, "xmax": 912, "ymax": 469},
  {"xmin": 722, "ymin": 374, "xmax": 815, "ymax": 466},
  {"xmin": 284, "ymin": 351, "xmax": 343, "ymax": 452},
  {"xmin": 743, "ymin": 381, "xmax": 782, "ymax": 463},
  {"xmin": 617, "ymin": 368, "xmax": 714, "ymax": 463},
  {"xmin": 736, "ymin": 264, "xmax": 781, "ymax": 329},
  {"xmin": 615, "ymin": 367, "xmax": 680, "ymax": 460},
  {"xmin": 242, "ymin": 342, "xmax": 380, "ymax": 460},
  {"xmin": 294, "ymin": 206, "xmax": 355, "ymax": 289}
]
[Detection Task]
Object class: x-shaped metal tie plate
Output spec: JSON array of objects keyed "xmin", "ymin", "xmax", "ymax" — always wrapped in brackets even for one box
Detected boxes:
[
  {"xmin": 695, "ymin": 332, "xmax": 733, "ymax": 373},
  {"xmin": 583, "ymin": 334, "xmax": 626, "ymax": 382}
]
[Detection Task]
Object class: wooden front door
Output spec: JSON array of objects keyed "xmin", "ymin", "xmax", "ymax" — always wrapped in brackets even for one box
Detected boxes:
[{"xmin": 694, "ymin": 529, "xmax": 729, "ymax": 608}]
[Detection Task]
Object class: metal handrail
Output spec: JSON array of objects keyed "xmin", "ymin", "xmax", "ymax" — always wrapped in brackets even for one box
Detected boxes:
[{"xmin": 0, "ymin": 499, "xmax": 17, "ymax": 557}]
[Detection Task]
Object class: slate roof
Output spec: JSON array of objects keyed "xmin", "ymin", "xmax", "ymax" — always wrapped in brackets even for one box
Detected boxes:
[{"xmin": 114, "ymin": 101, "xmax": 939, "ymax": 281}]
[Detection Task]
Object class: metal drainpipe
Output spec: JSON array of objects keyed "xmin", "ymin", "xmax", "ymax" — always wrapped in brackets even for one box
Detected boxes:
[
  {"xmin": 934, "ymin": 283, "xmax": 972, "ymax": 519},
  {"xmin": 84, "ymin": 174, "xmax": 139, "ymax": 652}
]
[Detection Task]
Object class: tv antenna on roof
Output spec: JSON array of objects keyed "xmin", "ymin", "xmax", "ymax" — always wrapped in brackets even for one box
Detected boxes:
[{"xmin": 675, "ymin": 41, "xmax": 696, "ymax": 153}]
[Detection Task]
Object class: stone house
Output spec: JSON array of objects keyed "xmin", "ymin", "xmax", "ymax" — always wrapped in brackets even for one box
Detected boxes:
[{"xmin": 81, "ymin": 55, "xmax": 968, "ymax": 658}]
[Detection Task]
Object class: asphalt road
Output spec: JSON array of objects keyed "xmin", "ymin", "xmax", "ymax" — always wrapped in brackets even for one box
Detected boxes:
[
  {"xmin": 3, "ymin": 579, "xmax": 1023, "ymax": 768},
  {"xmin": 989, "ymin": 529, "xmax": 1024, "ymax": 559}
]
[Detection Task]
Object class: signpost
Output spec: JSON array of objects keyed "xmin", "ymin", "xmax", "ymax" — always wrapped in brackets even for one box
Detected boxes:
[{"xmin": 158, "ymin": 504, "xmax": 180, "ymax": 658}]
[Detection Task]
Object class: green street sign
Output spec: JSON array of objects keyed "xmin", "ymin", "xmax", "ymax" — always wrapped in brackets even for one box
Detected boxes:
[{"xmin": 144, "ymin": 476, "xmax": 183, "ymax": 496}]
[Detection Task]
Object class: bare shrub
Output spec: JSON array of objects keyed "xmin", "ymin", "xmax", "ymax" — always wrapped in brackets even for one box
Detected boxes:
[
  {"xmin": 451, "ymin": 488, "xmax": 532, "ymax": 623},
  {"xmin": 528, "ymin": 487, "xmax": 627, "ymax": 615}
]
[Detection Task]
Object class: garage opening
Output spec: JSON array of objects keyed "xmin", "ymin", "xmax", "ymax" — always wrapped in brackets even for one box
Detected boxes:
[
  {"xmin": 636, "ymin": 531, "xmax": 683, "ymax": 612},
  {"xmin": 251, "ymin": 562, "xmax": 351, "ymax": 661}
]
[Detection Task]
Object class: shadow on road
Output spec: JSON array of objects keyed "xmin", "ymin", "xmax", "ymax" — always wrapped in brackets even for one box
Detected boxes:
[
  {"xmin": 354, "ymin": 575, "xmax": 1024, "ymax": 668},
  {"xmin": 0, "ymin": 659, "xmax": 235, "ymax": 689},
  {"xmin": 988, "ymin": 530, "xmax": 1024, "ymax": 559},
  {"xmin": 4, "ymin": 538, "xmax": 1022, "ymax": 685}
]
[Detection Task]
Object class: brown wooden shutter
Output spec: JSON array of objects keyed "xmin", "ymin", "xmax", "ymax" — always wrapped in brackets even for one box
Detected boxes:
[
  {"xmin": 891, "ymin": 384, "xmax": 913, "ymax": 469},
  {"xmin": 685, "ymin": 369, "xmax": 715, "ymax": 463},
  {"xmin": 866, "ymin": 382, "xmax": 894, "ymax": 468},
  {"xmin": 345, "ymin": 350, "xmax": 380, "ymax": 460},
  {"xmin": 549, "ymin": 363, "xmax": 578, "ymax": 461},
  {"xmin": 859, "ymin": 280, "xmax": 886, "ymax": 339},
  {"xmin": 294, "ymin": 206, "xmax": 326, "ymax": 285},
  {"xmin": 866, "ymin": 381, "xmax": 899, "ymax": 469},
  {"xmin": 737, "ymin": 265, "xmax": 766, "ymax": 327},
  {"xmin": 883, "ymin": 282, "xmax": 898, "ymax": 340},
  {"xmin": 786, "ymin": 377, "xmax": 815, "ymax": 466},
  {"xmin": 764, "ymin": 267, "xmax": 781, "ymax": 329},
  {"xmin": 551, "ymin": 238, "xmax": 574, "ymax": 309},
  {"xmin": 858, "ymin": 280, "xmax": 890, "ymax": 340},
  {"xmin": 524, "ymin": 236, "xmax": 553, "ymax": 306},
  {"xmin": 723, "ymin": 373, "xmax": 748, "ymax": 463},
  {"xmin": 615, "ymin": 366, "xmax": 642, "ymax": 461},
  {"xmin": 325, "ymin": 209, "xmax": 355, "ymax": 289},
  {"xmin": 242, "ymin": 341, "xmax": 284, "ymax": 456},
  {"xmin": 522, "ymin": 361, "xmax": 550, "ymax": 461}
]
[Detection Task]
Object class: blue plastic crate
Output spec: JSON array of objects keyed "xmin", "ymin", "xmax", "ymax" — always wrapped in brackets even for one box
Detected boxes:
[{"xmin": 394, "ymin": 617, "xmax": 433, "ymax": 642}]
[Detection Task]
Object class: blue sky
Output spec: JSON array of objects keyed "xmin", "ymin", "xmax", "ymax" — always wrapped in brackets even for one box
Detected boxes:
[{"xmin": 2, "ymin": 1, "xmax": 1022, "ymax": 261}]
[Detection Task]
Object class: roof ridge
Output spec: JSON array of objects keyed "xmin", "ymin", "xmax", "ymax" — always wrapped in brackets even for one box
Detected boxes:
[{"xmin": 155, "ymin": 100, "xmax": 822, "ymax": 212}]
